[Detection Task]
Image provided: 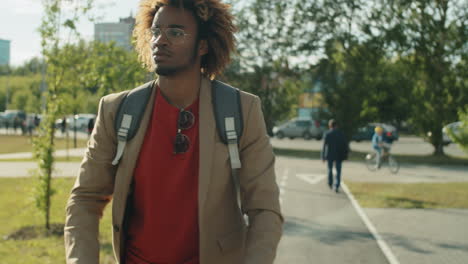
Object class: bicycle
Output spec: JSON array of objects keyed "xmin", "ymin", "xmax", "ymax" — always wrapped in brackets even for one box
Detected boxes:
[{"xmin": 365, "ymin": 143, "xmax": 399, "ymax": 174}]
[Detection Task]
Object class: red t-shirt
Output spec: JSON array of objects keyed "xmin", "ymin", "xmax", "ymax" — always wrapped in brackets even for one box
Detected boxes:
[{"xmin": 125, "ymin": 87, "xmax": 200, "ymax": 264}]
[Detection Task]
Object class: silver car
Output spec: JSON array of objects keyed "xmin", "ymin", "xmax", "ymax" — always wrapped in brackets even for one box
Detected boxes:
[
  {"xmin": 442, "ymin": 121, "xmax": 462, "ymax": 145},
  {"xmin": 273, "ymin": 118, "xmax": 325, "ymax": 140}
]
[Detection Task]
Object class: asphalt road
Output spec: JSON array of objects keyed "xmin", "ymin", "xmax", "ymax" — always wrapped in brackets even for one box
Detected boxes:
[
  {"xmin": 271, "ymin": 136, "xmax": 467, "ymax": 158},
  {"xmin": 274, "ymin": 157, "xmax": 468, "ymax": 264},
  {"xmin": 274, "ymin": 157, "xmax": 389, "ymax": 263}
]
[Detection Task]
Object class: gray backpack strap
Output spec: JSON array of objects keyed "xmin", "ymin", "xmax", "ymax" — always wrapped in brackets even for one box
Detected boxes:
[
  {"xmin": 112, "ymin": 81, "xmax": 154, "ymax": 165},
  {"xmin": 212, "ymin": 80, "xmax": 244, "ymax": 214}
]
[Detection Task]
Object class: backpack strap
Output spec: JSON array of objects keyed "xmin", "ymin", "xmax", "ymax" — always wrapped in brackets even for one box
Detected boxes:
[
  {"xmin": 112, "ymin": 81, "xmax": 154, "ymax": 165},
  {"xmin": 111, "ymin": 79, "xmax": 245, "ymax": 217},
  {"xmin": 212, "ymin": 80, "xmax": 244, "ymax": 214}
]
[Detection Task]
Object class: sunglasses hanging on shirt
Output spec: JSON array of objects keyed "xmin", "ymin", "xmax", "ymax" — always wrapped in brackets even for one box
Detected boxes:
[{"xmin": 174, "ymin": 109, "xmax": 195, "ymax": 154}]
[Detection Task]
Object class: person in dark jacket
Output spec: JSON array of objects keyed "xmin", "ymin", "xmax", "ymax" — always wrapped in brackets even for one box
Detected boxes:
[{"xmin": 321, "ymin": 119, "xmax": 349, "ymax": 193}]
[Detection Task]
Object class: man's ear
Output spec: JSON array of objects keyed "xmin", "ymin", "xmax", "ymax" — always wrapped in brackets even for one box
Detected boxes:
[{"xmin": 198, "ymin": 39, "xmax": 208, "ymax": 56}]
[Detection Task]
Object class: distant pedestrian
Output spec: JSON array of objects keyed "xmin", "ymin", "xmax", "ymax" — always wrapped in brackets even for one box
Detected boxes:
[
  {"xmin": 321, "ymin": 119, "xmax": 349, "ymax": 193},
  {"xmin": 13, "ymin": 116, "xmax": 19, "ymax": 134},
  {"xmin": 5, "ymin": 119, "xmax": 9, "ymax": 134},
  {"xmin": 87, "ymin": 118, "xmax": 94, "ymax": 137},
  {"xmin": 34, "ymin": 115, "xmax": 40, "ymax": 128},
  {"xmin": 25, "ymin": 115, "xmax": 35, "ymax": 136},
  {"xmin": 61, "ymin": 116, "xmax": 67, "ymax": 135}
]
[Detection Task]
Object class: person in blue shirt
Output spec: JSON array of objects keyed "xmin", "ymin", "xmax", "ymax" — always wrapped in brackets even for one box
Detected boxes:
[{"xmin": 372, "ymin": 126, "xmax": 384, "ymax": 168}]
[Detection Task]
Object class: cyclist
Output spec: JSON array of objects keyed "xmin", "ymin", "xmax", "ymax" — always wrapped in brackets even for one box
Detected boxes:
[{"xmin": 372, "ymin": 126, "xmax": 384, "ymax": 168}]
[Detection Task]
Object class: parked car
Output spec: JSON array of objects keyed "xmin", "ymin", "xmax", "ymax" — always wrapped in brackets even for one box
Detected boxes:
[
  {"xmin": 3, "ymin": 109, "xmax": 26, "ymax": 131},
  {"xmin": 0, "ymin": 112, "xmax": 5, "ymax": 128},
  {"xmin": 273, "ymin": 118, "xmax": 325, "ymax": 140},
  {"xmin": 352, "ymin": 123, "xmax": 399, "ymax": 142},
  {"xmin": 55, "ymin": 114, "xmax": 96, "ymax": 132},
  {"xmin": 442, "ymin": 121, "xmax": 462, "ymax": 145}
]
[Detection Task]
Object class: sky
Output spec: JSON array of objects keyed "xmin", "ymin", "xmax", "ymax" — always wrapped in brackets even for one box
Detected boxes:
[{"xmin": 1, "ymin": 0, "xmax": 140, "ymax": 66}]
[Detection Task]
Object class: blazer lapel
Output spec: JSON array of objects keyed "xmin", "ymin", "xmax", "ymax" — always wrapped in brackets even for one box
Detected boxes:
[{"xmin": 198, "ymin": 77, "xmax": 216, "ymax": 216}]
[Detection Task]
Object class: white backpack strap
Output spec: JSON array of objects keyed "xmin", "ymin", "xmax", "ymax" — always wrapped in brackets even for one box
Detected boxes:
[
  {"xmin": 225, "ymin": 117, "xmax": 243, "ymax": 216},
  {"xmin": 112, "ymin": 114, "xmax": 132, "ymax": 165},
  {"xmin": 225, "ymin": 117, "xmax": 241, "ymax": 169}
]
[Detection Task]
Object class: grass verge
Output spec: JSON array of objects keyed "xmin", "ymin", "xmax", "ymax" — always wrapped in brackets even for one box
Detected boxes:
[
  {"xmin": 0, "ymin": 135, "xmax": 87, "ymax": 154},
  {"xmin": 0, "ymin": 177, "xmax": 114, "ymax": 264},
  {"xmin": 345, "ymin": 181, "xmax": 468, "ymax": 208},
  {"xmin": 273, "ymin": 147, "xmax": 468, "ymax": 166}
]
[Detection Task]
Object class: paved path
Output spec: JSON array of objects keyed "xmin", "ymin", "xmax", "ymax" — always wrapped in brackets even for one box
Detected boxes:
[
  {"xmin": 365, "ymin": 208, "xmax": 468, "ymax": 264},
  {"xmin": 275, "ymin": 158, "xmax": 389, "ymax": 263},
  {"xmin": 0, "ymin": 148, "xmax": 86, "ymax": 159},
  {"xmin": 0, "ymin": 161, "xmax": 82, "ymax": 177},
  {"xmin": 274, "ymin": 157, "xmax": 468, "ymax": 263}
]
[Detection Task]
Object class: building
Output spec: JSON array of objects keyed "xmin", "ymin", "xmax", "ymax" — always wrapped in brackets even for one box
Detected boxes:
[
  {"xmin": 0, "ymin": 39, "xmax": 11, "ymax": 66},
  {"xmin": 298, "ymin": 79, "xmax": 327, "ymax": 120},
  {"xmin": 94, "ymin": 16, "xmax": 135, "ymax": 50}
]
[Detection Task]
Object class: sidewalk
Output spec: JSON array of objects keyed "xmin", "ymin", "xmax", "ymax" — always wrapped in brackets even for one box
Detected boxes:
[
  {"xmin": 364, "ymin": 208, "xmax": 468, "ymax": 264},
  {"xmin": 0, "ymin": 148, "xmax": 86, "ymax": 178},
  {"xmin": 0, "ymin": 148, "xmax": 86, "ymax": 159},
  {"xmin": 278, "ymin": 157, "xmax": 468, "ymax": 264},
  {"xmin": 0, "ymin": 161, "xmax": 82, "ymax": 177}
]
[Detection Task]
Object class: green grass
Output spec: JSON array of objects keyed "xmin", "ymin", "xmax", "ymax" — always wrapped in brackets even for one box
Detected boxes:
[
  {"xmin": 0, "ymin": 135, "xmax": 88, "ymax": 154},
  {"xmin": 345, "ymin": 181, "xmax": 468, "ymax": 208},
  {"xmin": 0, "ymin": 178, "xmax": 115, "ymax": 264},
  {"xmin": 273, "ymin": 147, "xmax": 468, "ymax": 166}
]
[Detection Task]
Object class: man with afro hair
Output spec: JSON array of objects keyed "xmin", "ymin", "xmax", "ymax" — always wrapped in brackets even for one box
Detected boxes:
[{"xmin": 64, "ymin": 1, "xmax": 283, "ymax": 263}]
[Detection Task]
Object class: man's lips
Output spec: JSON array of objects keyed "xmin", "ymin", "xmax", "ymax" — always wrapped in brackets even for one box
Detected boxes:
[{"xmin": 153, "ymin": 51, "xmax": 171, "ymax": 59}]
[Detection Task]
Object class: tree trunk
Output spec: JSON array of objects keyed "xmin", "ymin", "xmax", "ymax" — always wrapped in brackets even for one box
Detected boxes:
[
  {"xmin": 45, "ymin": 123, "xmax": 56, "ymax": 230},
  {"xmin": 433, "ymin": 142, "xmax": 445, "ymax": 156}
]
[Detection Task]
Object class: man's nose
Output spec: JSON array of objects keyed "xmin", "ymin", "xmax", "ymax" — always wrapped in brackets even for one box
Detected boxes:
[{"xmin": 152, "ymin": 32, "xmax": 170, "ymax": 48}]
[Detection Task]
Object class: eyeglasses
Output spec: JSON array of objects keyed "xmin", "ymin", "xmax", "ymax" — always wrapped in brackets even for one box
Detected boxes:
[
  {"xmin": 150, "ymin": 27, "xmax": 190, "ymax": 45},
  {"xmin": 174, "ymin": 109, "xmax": 195, "ymax": 154}
]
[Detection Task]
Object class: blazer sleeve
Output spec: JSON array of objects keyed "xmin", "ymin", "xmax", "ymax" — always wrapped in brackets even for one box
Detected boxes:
[
  {"xmin": 239, "ymin": 96, "xmax": 283, "ymax": 264},
  {"xmin": 64, "ymin": 96, "xmax": 118, "ymax": 264}
]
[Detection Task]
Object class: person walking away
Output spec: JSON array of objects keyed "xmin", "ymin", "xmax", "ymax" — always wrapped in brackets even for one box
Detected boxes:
[{"xmin": 321, "ymin": 119, "xmax": 349, "ymax": 193}]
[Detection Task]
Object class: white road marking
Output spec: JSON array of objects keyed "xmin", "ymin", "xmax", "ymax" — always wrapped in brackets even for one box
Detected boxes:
[
  {"xmin": 296, "ymin": 173, "xmax": 326, "ymax": 185},
  {"xmin": 279, "ymin": 169, "xmax": 289, "ymax": 205},
  {"xmin": 342, "ymin": 183, "xmax": 400, "ymax": 264}
]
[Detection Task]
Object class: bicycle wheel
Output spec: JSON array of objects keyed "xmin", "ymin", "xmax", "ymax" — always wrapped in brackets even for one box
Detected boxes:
[
  {"xmin": 365, "ymin": 153, "xmax": 378, "ymax": 171},
  {"xmin": 388, "ymin": 155, "xmax": 399, "ymax": 174}
]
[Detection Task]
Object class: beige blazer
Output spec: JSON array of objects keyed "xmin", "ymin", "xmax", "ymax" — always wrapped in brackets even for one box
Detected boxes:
[{"xmin": 64, "ymin": 77, "xmax": 283, "ymax": 264}]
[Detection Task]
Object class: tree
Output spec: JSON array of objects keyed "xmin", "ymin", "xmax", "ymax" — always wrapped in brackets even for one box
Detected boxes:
[
  {"xmin": 374, "ymin": 0, "xmax": 468, "ymax": 155},
  {"xmin": 34, "ymin": 0, "xmax": 95, "ymax": 230},
  {"xmin": 54, "ymin": 40, "xmax": 147, "ymax": 146},
  {"xmin": 223, "ymin": 0, "xmax": 305, "ymax": 133},
  {"xmin": 314, "ymin": 39, "xmax": 372, "ymax": 142},
  {"xmin": 222, "ymin": 59, "xmax": 301, "ymax": 134}
]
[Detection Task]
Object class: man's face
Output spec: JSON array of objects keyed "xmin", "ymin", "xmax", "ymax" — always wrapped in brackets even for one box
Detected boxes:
[{"xmin": 150, "ymin": 6, "xmax": 202, "ymax": 76}]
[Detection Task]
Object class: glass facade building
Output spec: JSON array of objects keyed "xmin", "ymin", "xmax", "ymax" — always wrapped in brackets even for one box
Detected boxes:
[
  {"xmin": 0, "ymin": 39, "xmax": 11, "ymax": 66},
  {"xmin": 94, "ymin": 16, "xmax": 135, "ymax": 50}
]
